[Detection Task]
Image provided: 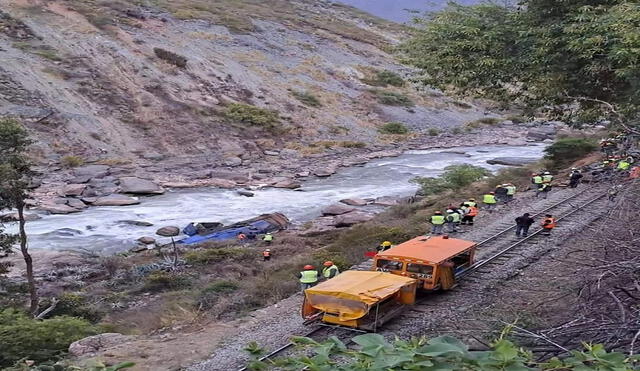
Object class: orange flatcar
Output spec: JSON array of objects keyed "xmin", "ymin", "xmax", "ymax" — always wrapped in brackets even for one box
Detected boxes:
[{"xmin": 373, "ymin": 235, "xmax": 476, "ymax": 290}]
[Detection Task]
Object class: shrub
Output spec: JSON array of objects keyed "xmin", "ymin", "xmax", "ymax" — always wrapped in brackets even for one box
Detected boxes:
[
  {"xmin": 427, "ymin": 128, "xmax": 440, "ymax": 136},
  {"xmin": 224, "ymin": 103, "xmax": 281, "ymax": 129},
  {"xmin": 378, "ymin": 122, "xmax": 409, "ymax": 135},
  {"xmin": 311, "ymin": 251, "xmax": 350, "ymax": 271},
  {"xmin": 197, "ymin": 280, "xmax": 239, "ymax": 309},
  {"xmin": 60, "ymin": 155, "xmax": 84, "ymax": 168},
  {"xmin": 42, "ymin": 293, "xmax": 102, "ymax": 323},
  {"xmin": 371, "ymin": 90, "xmax": 414, "ymax": 106},
  {"xmin": 544, "ymin": 138, "xmax": 597, "ymax": 167},
  {"xmin": 451, "ymin": 127, "xmax": 463, "ymax": 134},
  {"xmin": 0, "ymin": 308, "xmax": 97, "ymax": 367},
  {"xmin": 153, "ymin": 48, "xmax": 187, "ymax": 68},
  {"xmin": 505, "ymin": 114, "xmax": 528, "ymax": 124},
  {"xmin": 452, "ymin": 101, "xmax": 472, "ymax": 109},
  {"xmin": 184, "ymin": 247, "xmax": 253, "ymax": 264},
  {"xmin": 362, "ymin": 70, "xmax": 405, "ymax": 87},
  {"xmin": 291, "ymin": 91, "xmax": 322, "ymax": 107},
  {"xmin": 142, "ymin": 270, "xmax": 192, "ymax": 292},
  {"xmin": 339, "ymin": 141, "xmax": 366, "ymax": 148},
  {"xmin": 412, "ymin": 164, "xmax": 490, "ymax": 195},
  {"xmin": 465, "ymin": 117, "xmax": 501, "ymax": 128}
]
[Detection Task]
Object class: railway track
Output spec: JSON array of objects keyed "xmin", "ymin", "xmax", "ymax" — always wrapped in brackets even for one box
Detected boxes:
[{"xmin": 238, "ymin": 185, "xmax": 610, "ymax": 369}]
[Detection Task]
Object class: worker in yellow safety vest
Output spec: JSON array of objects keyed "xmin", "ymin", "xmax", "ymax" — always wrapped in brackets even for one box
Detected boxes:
[
  {"xmin": 483, "ymin": 192, "xmax": 497, "ymax": 212},
  {"xmin": 504, "ymin": 183, "xmax": 516, "ymax": 202},
  {"xmin": 542, "ymin": 172, "xmax": 554, "ymax": 184},
  {"xmin": 299, "ymin": 265, "xmax": 318, "ymax": 291},
  {"xmin": 262, "ymin": 232, "xmax": 273, "ymax": 245},
  {"xmin": 617, "ymin": 160, "xmax": 630, "ymax": 171},
  {"xmin": 430, "ymin": 211, "xmax": 445, "ymax": 235},
  {"xmin": 531, "ymin": 173, "xmax": 543, "ymax": 189},
  {"xmin": 322, "ymin": 261, "xmax": 339, "ymax": 280},
  {"xmin": 445, "ymin": 209, "xmax": 460, "ymax": 233},
  {"xmin": 466, "ymin": 198, "xmax": 477, "ymax": 207}
]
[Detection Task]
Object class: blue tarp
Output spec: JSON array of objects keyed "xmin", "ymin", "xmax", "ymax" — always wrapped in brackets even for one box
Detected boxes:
[{"xmin": 178, "ymin": 218, "xmax": 283, "ymax": 245}]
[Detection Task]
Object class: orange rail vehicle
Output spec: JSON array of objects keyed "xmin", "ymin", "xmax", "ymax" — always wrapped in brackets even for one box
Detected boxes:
[{"xmin": 373, "ymin": 235, "xmax": 476, "ymax": 290}]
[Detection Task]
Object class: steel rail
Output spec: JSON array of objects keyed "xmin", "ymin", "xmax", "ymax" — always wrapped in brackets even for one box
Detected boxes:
[
  {"xmin": 458, "ymin": 192, "xmax": 607, "ymax": 278},
  {"xmin": 474, "ymin": 186, "xmax": 601, "ymax": 248}
]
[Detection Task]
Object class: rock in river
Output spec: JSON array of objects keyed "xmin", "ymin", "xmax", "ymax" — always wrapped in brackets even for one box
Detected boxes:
[
  {"xmin": 118, "ymin": 177, "xmax": 164, "ymax": 194},
  {"xmin": 321, "ymin": 204, "xmax": 356, "ymax": 216},
  {"xmin": 237, "ymin": 190, "xmax": 255, "ymax": 197},
  {"xmin": 93, "ymin": 194, "xmax": 140, "ymax": 206},
  {"xmin": 0, "ymin": 212, "xmax": 41, "ymax": 222},
  {"xmin": 373, "ymin": 196, "xmax": 399, "ymax": 206},
  {"xmin": 274, "ymin": 179, "xmax": 301, "ymax": 189},
  {"xmin": 137, "ymin": 236, "xmax": 156, "ymax": 245},
  {"xmin": 486, "ymin": 157, "xmax": 538, "ymax": 166},
  {"xmin": 340, "ymin": 198, "xmax": 368, "ymax": 206},
  {"xmin": 156, "ymin": 226, "xmax": 180, "ymax": 237},
  {"xmin": 39, "ymin": 203, "xmax": 81, "ymax": 214}
]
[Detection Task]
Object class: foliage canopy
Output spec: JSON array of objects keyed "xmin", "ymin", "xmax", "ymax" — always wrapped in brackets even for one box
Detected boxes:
[
  {"xmin": 544, "ymin": 138, "xmax": 598, "ymax": 167},
  {"xmin": 412, "ymin": 164, "xmax": 490, "ymax": 195},
  {"xmin": 400, "ymin": 1, "xmax": 640, "ymax": 127}
]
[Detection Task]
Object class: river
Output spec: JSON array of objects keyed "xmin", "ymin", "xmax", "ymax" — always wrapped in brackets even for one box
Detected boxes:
[
  {"xmin": 333, "ymin": 0, "xmax": 482, "ymax": 23},
  {"xmin": 15, "ymin": 144, "xmax": 545, "ymax": 254}
]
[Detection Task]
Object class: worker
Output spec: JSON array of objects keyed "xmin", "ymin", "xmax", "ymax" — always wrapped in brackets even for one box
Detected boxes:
[
  {"xmin": 430, "ymin": 211, "xmax": 445, "ymax": 235},
  {"xmin": 461, "ymin": 203, "xmax": 478, "ymax": 225},
  {"xmin": 466, "ymin": 198, "xmax": 477, "ymax": 208},
  {"xmin": 445, "ymin": 209, "xmax": 460, "ymax": 233},
  {"xmin": 515, "ymin": 213, "xmax": 534, "ymax": 238},
  {"xmin": 617, "ymin": 158, "xmax": 631, "ymax": 171},
  {"xmin": 262, "ymin": 248, "xmax": 271, "ymax": 261},
  {"xmin": 321, "ymin": 261, "xmax": 339, "ymax": 280},
  {"xmin": 262, "ymin": 232, "xmax": 273, "ymax": 245},
  {"xmin": 531, "ymin": 173, "xmax": 543, "ymax": 189},
  {"xmin": 504, "ymin": 183, "xmax": 516, "ymax": 202},
  {"xmin": 482, "ymin": 192, "xmax": 497, "ymax": 212},
  {"xmin": 542, "ymin": 171, "xmax": 554, "ymax": 184},
  {"xmin": 237, "ymin": 232, "xmax": 247, "ymax": 244},
  {"xmin": 299, "ymin": 265, "xmax": 318, "ymax": 291},
  {"xmin": 541, "ymin": 214, "xmax": 556, "ymax": 236},
  {"xmin": 569, "ymin": 168, "xmax": 583, "ymax": 188},
  {"xmin": 377, "ymin": 240, "xmax": 392, "ymax": 252},
  {"xmin": 494, "ymin": 184, "xmax": 508, "ymax": 203},
  {"xmin": 537, "ymin": 183, "xmax": 551, "ymax": 199}
]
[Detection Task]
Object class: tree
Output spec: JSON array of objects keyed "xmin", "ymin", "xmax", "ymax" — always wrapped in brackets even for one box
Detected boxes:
[
  {"xmin": 411, "ymin": 164, "xmax": 490, "ymax": 195},
  {"xmin": 400, "ymin": 1, "xmax": 640, "ymax": 130},
  {"xmin": 0, "ymin": 118, "xmax": 37, "ymax": 314}
]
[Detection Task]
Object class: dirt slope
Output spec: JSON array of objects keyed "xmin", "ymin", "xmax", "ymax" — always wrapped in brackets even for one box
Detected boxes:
[{"xmin": 0, "ymin": 0, "xmax": 489, "ymax": 172}]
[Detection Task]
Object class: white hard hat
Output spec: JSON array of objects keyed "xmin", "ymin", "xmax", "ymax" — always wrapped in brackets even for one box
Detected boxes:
[
  {"xmin": 544, "ymin": 171, "xmax": 550, "ymax": 175},
  {"xmin": 446, "ymin": 209, "xmax": 454, "ymax": 213}
]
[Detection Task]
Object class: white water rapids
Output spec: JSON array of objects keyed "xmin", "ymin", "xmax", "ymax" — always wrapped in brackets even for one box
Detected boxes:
[{"xmin": 13, "ymin": 144, "xmax": 546, "ymax": 253}]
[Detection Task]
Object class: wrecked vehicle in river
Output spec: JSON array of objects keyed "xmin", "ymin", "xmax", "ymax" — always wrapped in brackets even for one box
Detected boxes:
[{"xmin": 178, "ymin": 212, "xmax": 289, "ymax": 245}]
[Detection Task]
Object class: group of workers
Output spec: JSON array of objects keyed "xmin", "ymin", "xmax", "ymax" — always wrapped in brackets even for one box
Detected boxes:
[
  {"xmin": 429, "ymin": 199, "xmax": 480, "ymax": 235},
  {"xmin": 515, "ymin": 212, "xmax": 556, "ymax": 237},
  {"xmin": 298, "ymin": 261, "xmax": 340, "ymax": 290},
  {"xmin": 531, "ymin": 171, "xmax": 554, "ymax": 198}
]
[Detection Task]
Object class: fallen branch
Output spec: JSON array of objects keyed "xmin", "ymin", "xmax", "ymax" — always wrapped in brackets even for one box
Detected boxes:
[
  {"xmin": 35, "ymin": 297, "xmax": 59, "ymax": 320},
  {"xmin": 608, "ymin": 291, "xmax": 627, "ymax": 323}
]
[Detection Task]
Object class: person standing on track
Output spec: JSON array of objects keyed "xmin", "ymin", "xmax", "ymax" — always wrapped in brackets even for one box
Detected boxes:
[
  {"xmin": 461, "ymin": 203, "xmax": 478, "ymax": 226},
  {"xmin": 430, "ymin": 211, "xmax": 445, "ymax": 235},
  {"xmin": 515, "ymin": 213, "xmax": 534, "ymax": 238},
  {"xmin": 445, "ymin": 209, "xmax": 460, "ymax": 233},
  {"xmin": 537, "ymin": 183, "xmax": 551, "ymax": 199},
  {"xmin": 541, "ymin": 214, "xmax": 556, "ymax": 235},
  {"xmin": 569, "ymin": 168, "xmax": 583, "ymax": 188},
  {"xmin": 483, "ymin": 192, "xmax": 497, "ymax": 212},
  {"xmin": 504, "ymin": 183, "xmax": 517, "ymax": 202}
]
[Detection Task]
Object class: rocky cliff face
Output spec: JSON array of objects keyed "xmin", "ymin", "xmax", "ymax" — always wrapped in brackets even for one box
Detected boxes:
[{"xmin": 0, "ymin": 0, "xmax": 488, "ymax": 173}]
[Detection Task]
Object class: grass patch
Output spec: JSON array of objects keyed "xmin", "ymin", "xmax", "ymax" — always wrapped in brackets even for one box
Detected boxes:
[
  {"xmin": 361, "ymin": 70, "xmax": 405, "ymax": 87},
  {"xmin": 60, "ymin": 155, "xmax": 84, "ymax": 168},
  {"xmin": 328, "ymin": 125, "xmax": 350, "ymax": 135},
  {"xmin": 371, "ymin": 90, "xmax": 414, "ymax": 107},
  {"xmin": 291, "ymin": 90, "xmax": 322, "ymax": 107},
  {"xmin": 153, "ymin": 48, "xmax": 188, "ymax": 68},
  {"xmin": 427, "ymin": 128, "xmax": 441, "ymax": 136},
  {"xmin": 504, "ymin": 114, "xmax": 528, "ymax": 124},
  {"xmin": 310, "ymin": 141, "xmax": 366, "ymax": 150},
  {"xmin": 544, "ymin": 138, "xmax": 598, "ymax": 168},
  {"xmin": 197, "ymin": 280, "xmax": 240, "ymax": 309},
  {"xmin": 142, "ymin": 270, "xmax": 192, "ymax": 292},
  {"xmin": 451, "ymin": 127, "xmax": 463, "ymax": 135},
  {"xmin": 224, "ymin": 103, "xmax": 281, "ymax": 130},
  {"xmin": 184, "ymin": 247, "xmax": 254, "ymax": 264},
  {"xmin": 452, "ymin": 101, "xmax": 472, "ymax": 109},
  {"xmin": 465, "ymin": 117, "xmax": 502, "ymax": 129},
  {"xmin": 378, "ymin": 122, "xmax": 409, "ymax": 135}
]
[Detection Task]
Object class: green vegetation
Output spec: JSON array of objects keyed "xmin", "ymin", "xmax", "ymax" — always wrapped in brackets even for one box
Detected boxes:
[
  {"xmin": 378, "ymin": 122, "xmax": 409, "ymax": 135},
  {"xmin": 142, "ymin": 270, "xmax": 192, "ymax": 292},
  {"xmin": 465, "ymin": 117, "xmax": 502, "ymax": 129},
  {"xmin": 544, "ymin": 138, "xmax": 598, "ymax": 167},
  {"xmin": 451, "ymin": 127, "xmax": 463, "ymax": 135},
  {"xmin": 411, "ymin": 164, "xmax": 490, "ymax": 195},
  {"xmin": 246, "ymin": 332, "xmax": 637, "ymax": 370},
  {"xmin": 184, "ymin": 247, "xmax": 253, "ymax": 264},
  {"xmin": 153, "ymin": 48, "xmax": 187, "ymax": 68},
  {"xmin": 427, "ymin": 128, "xmax": 440, "ymax": 136},
  {"xmin": 0, "ymin": 309, "xmax": 97, "ymax": 368},
  {"xmin": 291, "ymin": 91, "xmax": 322, "ymax": 107},
  {"xmin": 197, "ymin": 280, "xmax": 239, "ymax": 309},
  {"xmin": 362, "ymin": 70, "xmax": 405, "ymax": 87},
  {"xmin": 400, "ymin": 1, "xmax": 640, "ymax": 127},
  {"xmin": 371, "ymin": 90, "xmax": 414, "ymax": 107},
  {"xmin": 60, "ymin": 155, "xmax": 84, "ymax": 168},
  {"xmin": 41, "ymin": 293, "xmax": 102, "ymax": 323},
  {"xmin": 224, "ymin": 103, "xmax": 281, "ymax": 130}
]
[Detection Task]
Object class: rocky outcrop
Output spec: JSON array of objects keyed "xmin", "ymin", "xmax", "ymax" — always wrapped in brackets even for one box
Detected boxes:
[
  {"xmin": 39, "ymin": 203, "xmax": 81, "ymax": 214},
  {"xmin": 118, "ymin": 177, "xmax": 164, "ymax": 195},
  {"xmin": 274, "ymin": 179, "xmax": 301, "ymax": 189},
  {"xmin": 61, "ymin": 183, "xmax": 87, "ymax": 196},
  {"xmin": 0, "ymin": 212, "xmax": 41, "ymax": 222},
  {"xmin": 314, "ymin": 168, "xmax": 337, "ymax": 177},
  {"xmin": 73, "ymin": 165, "xmax": 110, "ymax": 179},
  {"xmin": 487, "ymin": 157, "xmax": 538, "ymax": 166},
  {"xmin": 373, "ymin": 196, "xmax": 399, "ymax": 206},
  {"xmin": 321, "ymin": 204, "xmax": 356, "ymax": 216},
  {"xmin": 92, "ymin": 194, "xmax": 140, "ymax": 206},
  {"xmin": 69, "ymin": 333, "xmax": 135, "ymax": 357},
  {"xmin": 137, "ymin": 236, "xmax": 156, "ymax": 244},
  {"xmin": 333, "ymin": 211, "xmax": 374, "ymax": 227},
  {"xmin": 526, "ymin": 126, "xmax": 557, "ymax": 140}
]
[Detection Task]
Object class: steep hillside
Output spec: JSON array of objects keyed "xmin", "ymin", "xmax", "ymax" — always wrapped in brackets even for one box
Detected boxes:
[{"xmin": 0, "ymin": 0, "xmax": 489, "ymax": 175}]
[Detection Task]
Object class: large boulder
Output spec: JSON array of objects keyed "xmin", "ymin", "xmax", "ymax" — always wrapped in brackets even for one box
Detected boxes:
[
  {"xmin": 321, "ymin": 204, "xmax": 356, "ymax": 216},
  {"xmin": 0, "ymin": 212, "xmax": 41, "ymax": 222},
  {"xmin": 223, "ymin": 156, "xmax": 242, "ymax": 167},
  {"xmin": 274, "ymin": 179, "xmax": 302, "ymax": 189},
  {"xmin": 373, "ymin": 196, "xmax": 399, "ymax": 206},
  {"xmin": 299, "ymin": 217, "xmax": 337, "ymax": 237},
  {"xmin": 237, "ymin": 190, "xmax": 255, "ymax": 197},
  {"xmin": 486, "ymin": 157, "xmax": 538, "ymax": 166},
  {"xmin": 314, "ymin": 167, "xmax": 336, "ymax": 177},
  {"xmin": 61, "ymin": 184, "xmax": 87, "ymax": 196},
  {"xmin": 118, "ymin": 177, "xmax": 164, "ymax": 195},
  {"xmin": 209, "ymin": 178, "xmax": 237, "ymax": 189},
  {"xmin": 69, "ymin": 333, "xmax": 135, "ymax": 357},
  {"xmin": 340, "ymin": 198, "xmax": 368, "ymax": 206},
  {"xmin": 156, "ymin": 226, "xmax": 180, "ymax": 237},
  {"xmin": 73, "ymin": 165, "xmax": 110, "ymax": 179},
  {"xmin": 333, "ymin": 211, "xmax": 375, "ymax": 227},
  {"xmin": 39, "ymin": 204, "xmax": 81, "ymax": 214},
  {"xmin": 137, "ymin": 236, "xmax": 156, "ymax": 244},
  {"xmin": 93, "ymin": 194, "xmax": 140, "ymax": 206},
  {"xmin": 65, "ymin": 198, "xmax": 87, "ymax": 209},
  {"xmin": 526, "ymin": 126, "xmax": 556, "ymax": 140}
]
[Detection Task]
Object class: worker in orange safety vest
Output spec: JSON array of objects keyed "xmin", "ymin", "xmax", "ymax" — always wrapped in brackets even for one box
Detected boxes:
[{"xmin": 541, "ymin": 214, "xmax": 556, "ymax": 236}]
